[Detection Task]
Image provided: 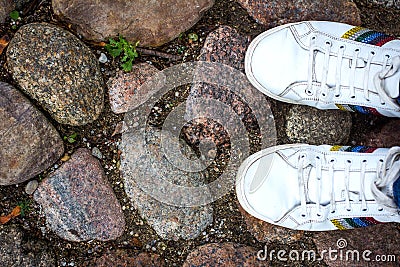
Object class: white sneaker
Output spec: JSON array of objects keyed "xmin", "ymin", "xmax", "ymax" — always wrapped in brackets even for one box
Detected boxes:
[
  {"xmin": 236, "ymin": 144, "xmax": 400, "ymax": 231},
  {"xmin": 245, "ymin": 21, "xmax": 400, "ymax": 117}
]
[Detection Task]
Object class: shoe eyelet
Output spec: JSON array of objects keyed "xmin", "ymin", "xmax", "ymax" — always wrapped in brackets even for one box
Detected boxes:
[
  {"xmin": 346, "ymin": 159, "xmax": 352, "ymax": 164},
  {"xmin": 330, "ymin": 210, "xmax": 336, "ymax": 214},
  {"xmin": 329, "ymin": 158, "xmax": 337, "ymax": 164},
  {"xmin": 305, "ymin": 88, "xmax": 314, "ymax": 96},
  {"xmin": 317, "ymin": 213, "xmax": 322, "ymax": 217},
  {"xmin": 334, "ymin": 93, "xmax": 341, "ymax": 98},
  {"xmin": 370, "ymin": 51, "xmax": 376, "ymax": 55},
  {"xmin": 355, "ymin": 48, "xmax": 360, "ymax": 52},
  {"xmin": 381, "ymin": 102, "xmax": 386, "ymax": 106},
  {"xmin": 339, "ymin": 45, "xmax": 345, "ymax": 50},
  {"xmin": 346, "ymin": 208, "xmax": 352, "ymax": 212},
  {"xmin": 301, "ymin": 214, "xmax": 307, "ymax": 218},
  {"xmin": 362, "ymin": 208, "xmax": 368, "ymax": 212},
  {"xmin": 378, "ymin": 207, "xmax": 384, "ymax": 212},
  {"xmin": 350, "ymin": 95, "xmax": 356, "ymax": 99},
  {"xmin": 385, "ymin": 54, "xmax": 391, "ymax": 59},
  {"xmin": 325, "ymin": 40, "xmax": 332, "ymax": 46}
]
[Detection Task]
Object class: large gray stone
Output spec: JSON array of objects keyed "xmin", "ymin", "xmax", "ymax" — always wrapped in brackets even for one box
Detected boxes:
[
  {"xmin": 7, "ymin": 23, "xmax": 104, "ymax": 126},
  {"xmin": 120, "ymin": 122, "xmax": 213, "ymax": 241},
  {"xmin": 34, "ymin": 148, "xmax": 125, "ymax": 242},
  {"xmin": 285, "ymin": 105, "xmax": 352, "ymax": 145},
  {"xmin": 0, "ymin": 82, "xmax": 64, "ymax": 185},
  {"xmin": 236, "ymin": 0, "xmax": 361, "ymax": 28},
  {"xmin": 52, "ymin": 0, "xmax": 215, "ymax": 47}
]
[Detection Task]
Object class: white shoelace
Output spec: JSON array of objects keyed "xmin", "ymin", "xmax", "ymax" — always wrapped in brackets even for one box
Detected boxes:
[
  {"xmin": 372, "ymin": 147, "xmax": 400, "ymax": 213},
  {"xmin": 298, "ymin": 148, "xmax": 400, "ymax": 217},
  {"xmin": 307, "ymin": 37, "xmax": 400, "ymax": 109}
]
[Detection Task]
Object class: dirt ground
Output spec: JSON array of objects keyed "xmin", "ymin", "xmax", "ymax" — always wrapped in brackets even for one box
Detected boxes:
[{"xmin": 0, "ymin": 0, "xmax": 399, "ymax": 266}]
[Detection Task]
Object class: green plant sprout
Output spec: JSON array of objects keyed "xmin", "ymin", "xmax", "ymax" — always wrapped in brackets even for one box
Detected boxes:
[
  {"xmin": 9, "ymin": 10, "xmax": 19, "ymax": 21},
  {"xmin": 17, "ymin": 200, "xmax": 31, "ymax": 217},
  {"xmin": 105, "ymin": 36, "xmax": 139, "ymax": 72},
  {"xmin": 188, "ymin": 32, "xmax": 199, "ymax": 42},
  {"xmin": 63, "ymin": 132, "xmax": 77, "ymax": 143}
]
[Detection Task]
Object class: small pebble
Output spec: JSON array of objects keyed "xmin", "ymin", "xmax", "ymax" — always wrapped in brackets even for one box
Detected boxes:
[
  {"xmin": 92, "ymin": 147, "xmax": 103, "ymax": 159},
  {"xmin": 99, "ymin": 53, "xmax": 108, "ymax": 63},
  {"xmin": 25, "ymin": 180, "xmax": 39, "ymax": 195}
]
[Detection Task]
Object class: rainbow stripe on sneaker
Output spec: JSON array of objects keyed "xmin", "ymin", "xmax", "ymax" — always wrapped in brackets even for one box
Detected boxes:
[
  {"xmin": 341, "ymin": 26, "xmax": 396, "ymax": 47},
  {"xmin": 336, "ymin": 27, "xmax": 399, "ymax": 115},
  {"xmin": 330, "ymin": 145, "xmax": 377, "ymax": 153},
  {"xmin": 331, "ymin": 217, "xmax": 382, "ymax": 230},
  {"xmin": 329, "ymin": 145, "xmax": 383, "ymax": 229}
]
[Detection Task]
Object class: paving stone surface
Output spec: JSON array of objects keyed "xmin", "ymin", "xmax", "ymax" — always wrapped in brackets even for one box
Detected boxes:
[
  {"xmin": 313, "ymin": 223, "xmax": 400, "ymax": 266},
  {"xmin": 0, "ymin": 0, "xmax": 14, "ymax": 23},
  {"xmin": 34, "ymin": 148, "xmax": 125, "ymax": 242},
  {"xmin": 7, "ymin": 22, "xmax": 104, "ymax": 126},
  {"xmin": 285, "ymin": 105, "xmax": 352, "ymax": 145},
  {"xmin": 120, "ymin": 117, "xmax": 213, "ymax": 240},
  {"xmin": 90, "ymin": 249, "xmax": 165, "ymax": 267},
  {"xmin": 183, "ymin": 25, "xmax": 276, "ymax": 156},
  {"xmin": 107, "ymin": 63, "xmax": 163, "ymax": 114},
  {"xmin": 0, "ymin": 82, "xmax": 64, "ymax": 186},
  {"xmin": 362, "ymin": 119, "xmax": 400, "ymax": 147},
  {"xmin": 183, "ymin": 242, "xmax": 268, "ymax": 267},
  {"xmin": 0, "ymin": 225, "xmax": 56, "ymax": 267},
  {"xmin": 52, "ymin": 0, "xmax": 215, "ymax": 47},
  {"xmin": 238, "ymin": 204, "xmax": 304, "ymax": 243},
  {"xmin": 236, "ymin": 0, "xmax": 361, "ymax": 28},
  {"xmin": 369, "ymin": 0, "xmax": 400, "ymax": 9}
]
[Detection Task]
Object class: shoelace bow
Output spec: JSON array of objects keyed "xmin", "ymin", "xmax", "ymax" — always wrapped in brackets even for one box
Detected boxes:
[
  {"xmin": 307, "ymin": 36, "xmax": 400, "ymax": 109},
  {"xmin": 298, "ymin": 147, "xmax": 400, "ymax": 218}
]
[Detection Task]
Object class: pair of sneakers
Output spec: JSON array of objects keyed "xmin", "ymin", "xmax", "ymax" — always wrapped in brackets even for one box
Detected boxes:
[{"xmin": 236, "ymin": 21, "xmax": 400, "ymax": 231}]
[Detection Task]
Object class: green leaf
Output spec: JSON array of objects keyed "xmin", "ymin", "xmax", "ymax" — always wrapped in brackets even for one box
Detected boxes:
[
  {"xmin": 9, "ymin": 10, "xmax": 19, "ymax": 21},
  {"xmin": 122, "ymin": 59, "xmax": 133, "ymax": 72},
  {"xmin": 109, "ymin": 48, "xmax": 122, "ymax": 57},
  {"xmin": 188, "ymin": 32, "xmax": 199, "ymax": 42},
  {"xmin": 64, "ymin": 133, "xmax": 78, "ymax": 143}
]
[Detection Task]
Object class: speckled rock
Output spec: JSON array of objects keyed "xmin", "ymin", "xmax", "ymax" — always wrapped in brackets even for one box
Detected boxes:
[
  {"xmin": 120, "ymin": 120, "xmax": 213, "ymax": 240},
  {"xmin": 236, "ymin": 0, "xmax": 361, "ymax": 27},
  {"xmin": 91, "ymin": 250, "xmax": 165, "ymax": 267},
  {"xmin": 0, "ymin": 0, "xmax": 14, "ymax": 23},
  {"xmin": 13, "ymin": 0, "xmax": 32, "ymax": 11},
  {"xmin": 0, "ymin": 225, "xmax": 56, "ymax": 267},
  {"xmin": 238, "ymin": 204, "xmax": 304, "ymax": 243},
  {"xmin": 183, "ymin": 242, "xmax": 267, "ymax": 267},
  {"xmin": 0, "ymin": 82, "xmax": 64, "ymax": 186},
  {"xmin": 369, "ymin": 0, "xmax": 400, "ymax": 9},
  {"xmin": 285, "ymin": 105, "xmax": 352, "ymax": 145},
  {"xmin": 33, "ymin": 148, "xmax": 125, "ymax": 242},
  {"xmin": 313, "ymin": 223, "xmax": 400, "ymax": 266},
  {"xmin": 107, "ymin": 63, "xmax": 162, "ymax": 114},
  {"xmin": 362, "ymin": 119, "xmax": 400, "ymax": 147},
  {"xmin": 52, "ymin": 0, "xmax": 215, "ymax": 47},
  {"xmin": 184, "ymin": 26, "xmax": 276, "ymax": 150},
  {"xmin": 7, "ymin": 22, "xmax": 104, "ymax": 126}
]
